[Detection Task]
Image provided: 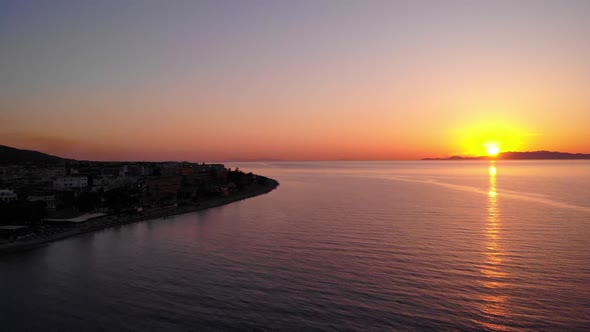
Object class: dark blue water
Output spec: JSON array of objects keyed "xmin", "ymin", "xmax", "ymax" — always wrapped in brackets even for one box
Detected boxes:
[{"xmin": 1, "ymin": 161, "xmax": 589, "ymax": 331}]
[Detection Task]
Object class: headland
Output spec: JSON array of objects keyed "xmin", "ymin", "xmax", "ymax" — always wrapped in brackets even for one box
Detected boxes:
[
  {"xmin": 0, "ymin": 177, "xmax": 278, "ymax": 253},
  {"xmin": 0, "ymin": 145, "xmax": 279, "ymax": 254}
]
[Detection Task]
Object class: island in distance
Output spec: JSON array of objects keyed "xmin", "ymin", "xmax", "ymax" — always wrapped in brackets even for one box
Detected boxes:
[{"xmin": 423, "ymin": 151, "xmax": 590, "ymax": 160}]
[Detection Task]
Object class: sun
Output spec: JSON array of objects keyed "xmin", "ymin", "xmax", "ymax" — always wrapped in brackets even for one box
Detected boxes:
[{"xmin": 485, "ymin": 143, "xmax": 500, "ymax": 157}]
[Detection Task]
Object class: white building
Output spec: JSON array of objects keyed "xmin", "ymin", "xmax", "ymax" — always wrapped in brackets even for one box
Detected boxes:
[
  {"xmin": 0, "ymin": 189, "xmax": 17, "ymax": 202},
  {"xmin": 28, "ymin": 194, "xmax": 56, "ymax": 209},
  {"xmin": 54, "ymin": 177, "xmax": 88, "ymax": 191}
]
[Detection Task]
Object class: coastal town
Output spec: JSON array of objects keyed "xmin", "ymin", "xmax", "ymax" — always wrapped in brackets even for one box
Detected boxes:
[{"xmin": 0, "ymin": 152, "xmax": 278, "ymax": 250}]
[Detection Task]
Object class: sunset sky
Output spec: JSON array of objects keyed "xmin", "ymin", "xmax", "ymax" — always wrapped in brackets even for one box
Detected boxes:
[{"xmin": 1, "ymin": 0, "xmax": 589, "ymax": 161}]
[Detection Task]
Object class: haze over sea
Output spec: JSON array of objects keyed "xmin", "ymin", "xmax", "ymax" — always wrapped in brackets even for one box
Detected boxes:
[{"xmin": 1, "ymin": 161, "xmax": 589, "ymax": 331}]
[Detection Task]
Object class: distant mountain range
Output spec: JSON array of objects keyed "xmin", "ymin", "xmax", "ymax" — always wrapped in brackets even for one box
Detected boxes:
[
  {"xmin": 0, "ymin": 145, "xmax": 66, "ymax": 164},
  {"xmin": 423, "ymin": 151, "xmax": 590, "ymax": 160}
]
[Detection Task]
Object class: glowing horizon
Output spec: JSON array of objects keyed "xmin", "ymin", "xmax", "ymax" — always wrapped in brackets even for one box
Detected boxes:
[{"xmin": 1, "ymin": 1, "xmax": 589, "ymax": 161}]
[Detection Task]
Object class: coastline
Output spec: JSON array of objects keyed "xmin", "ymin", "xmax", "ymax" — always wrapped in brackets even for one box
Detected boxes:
[{"xmin": 0, "ymin": 178, "xmax": 279, "ymax": 254}]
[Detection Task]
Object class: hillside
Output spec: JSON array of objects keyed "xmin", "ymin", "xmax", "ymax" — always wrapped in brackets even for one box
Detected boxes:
[{"xmin": 0, "ymin": 145, "xmax": 65, "ymax": 164}]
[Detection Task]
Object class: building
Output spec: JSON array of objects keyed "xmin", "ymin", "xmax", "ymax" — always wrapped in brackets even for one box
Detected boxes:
[
  {"xmin": 0, "ymin": 189, "xmax": 17, "ymax": 202},
  {"xmin": 53, "ymin": 176, "xmax": 88, "ymax": 191},
  {"xmin": 34, "ymin": 166, "xmax": 66, "ymax": 181},
  {"xmin": 119, "ymin": 165, "xmax": 129, "ymax": 177},
  {"xmin": 127, "ymin": 165, "xmax": 146, "ymax": 176},
  {"xmin": 101, "ymin": 167, "xmax": 120, "ymax": 177},
  {"xmin": 143, "ymin": 175, "xmax": 182, "ymax": 206},
  {"xmin": 210, "ymin": 164, "xmax": 228, "ymax": 182},
  {"xmin": 27, "ymin": 194, "xmax": 56, "ymax": 209}
]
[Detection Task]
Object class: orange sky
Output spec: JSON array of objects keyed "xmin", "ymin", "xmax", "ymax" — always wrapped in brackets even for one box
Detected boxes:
[{"xmin": 1, "ymin": 1, "xmax": 589, "ymax": 161}]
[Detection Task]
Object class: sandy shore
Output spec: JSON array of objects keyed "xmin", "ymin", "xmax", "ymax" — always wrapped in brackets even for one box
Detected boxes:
[{"xmin": 0, "ymin": 179, "xmax": 279, "ymax": 254}]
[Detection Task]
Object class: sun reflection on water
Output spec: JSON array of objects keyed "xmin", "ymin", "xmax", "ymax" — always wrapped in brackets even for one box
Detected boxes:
[{"xmin": 475, "ymin": 161, "xmax": 511, "ymax": 331}]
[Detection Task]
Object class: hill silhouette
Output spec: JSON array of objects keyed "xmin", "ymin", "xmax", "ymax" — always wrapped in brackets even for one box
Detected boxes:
[
  {"xmin": 423, "ymin": 151, "xmax": 590, "ymax": 160},
  {"xmin": 0, "ymin": 145, "xmax": 65, "ymax": 164}
]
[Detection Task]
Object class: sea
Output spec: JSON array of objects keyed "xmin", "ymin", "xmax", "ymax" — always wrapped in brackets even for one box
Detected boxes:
[{"xmin": 1, "ymin": 161, "xmax": 589, "ymax": 331}]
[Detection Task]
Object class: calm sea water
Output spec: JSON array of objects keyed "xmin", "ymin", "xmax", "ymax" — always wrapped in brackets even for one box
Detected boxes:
[{"xmin": 1, "ymin": 161, "xmax": 590, "ymax": 331}]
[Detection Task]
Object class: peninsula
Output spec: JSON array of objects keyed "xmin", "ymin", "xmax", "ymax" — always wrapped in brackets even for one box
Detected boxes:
[
  {"xmin": 422, "ymin": 150, "xmax": 590, "ymax": 160},
  {"xmin": 0, "ymin": 145, "xmax": 279, "ymax": 253}
]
